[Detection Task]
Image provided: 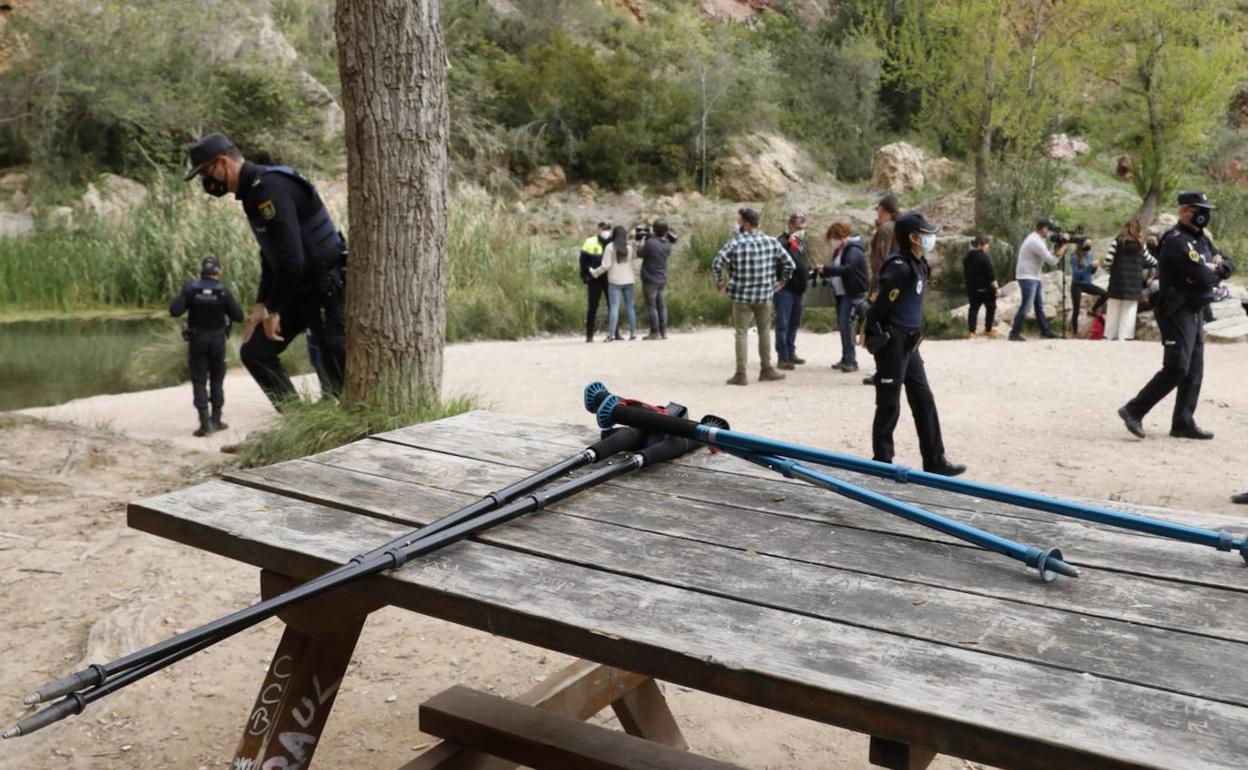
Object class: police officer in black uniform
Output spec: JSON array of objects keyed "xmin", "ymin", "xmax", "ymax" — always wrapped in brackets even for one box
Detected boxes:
[
  {"xmin": 1118, "ymin": 192, "xmax": 1234, "ymax": 440},
  {"xmin": 184, "ymin": 133, "xmax": 347, "ymax": 408},
  {"xmin": 864, "ymin": 212, "xmax": 966, "ymax": 477},
  {"xmin": 170, "ymin": 257, "xmax": 244, "ymax": 436}
]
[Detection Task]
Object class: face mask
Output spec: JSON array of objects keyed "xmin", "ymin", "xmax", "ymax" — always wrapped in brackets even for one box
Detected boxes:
[
  {"xmin": 599, "ymin": 230, "xmax": 611, "ymax": 240},
  {"xmin": 201, "ymin": 173, "xmax": 228, "ymax": 198},
  {"xmin": 1192, "ymin": 208, "xmax": 1211, "ymax": 229},
  {"xmin": 792, "ymin": 228, "xmax": 805, "ymax": 239},
  {"xmin": 920, "ymin": 233, "xmax": 936, "ymax": 254}
]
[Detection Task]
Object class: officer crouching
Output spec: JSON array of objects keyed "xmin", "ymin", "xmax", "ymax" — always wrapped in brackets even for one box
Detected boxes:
[
  {"xmin": 1118, "ymin": 191, "xmax": 1234, "ymax": 439},
  {"xmin": 170, "ymin": 257, "xmax": 244, "ymax": 436},
  {"xmin": 864, "ymin": 212, "xmax": 966, "ymax": 477}
]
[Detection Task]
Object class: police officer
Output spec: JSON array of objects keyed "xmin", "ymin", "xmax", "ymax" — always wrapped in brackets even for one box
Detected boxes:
[
  {"xmin": 1118, "ymin": 192, "xmax": 1234, "ymax": 440},
  {"xmin": 579, "ymin": 220, "xmax": 612, "ymax": 343},
  {"xmin": 184, "ymin": 133, "xmax": 347, "ymax": 408},
  {"xmin": 170, "ymin": 257, "xmax": 244, "ymax": 436},
  {"xmin": 864, "ymin": 212, "xmax": 966, "ymax": 477}
]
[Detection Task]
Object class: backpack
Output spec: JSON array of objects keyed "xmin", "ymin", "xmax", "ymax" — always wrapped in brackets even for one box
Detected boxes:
[{"xmin": 1087, "ymin": 313, "xmax": 1106, "ymax": 340}]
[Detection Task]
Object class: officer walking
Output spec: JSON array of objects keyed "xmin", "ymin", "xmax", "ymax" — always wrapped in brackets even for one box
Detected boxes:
[
  {"xmin": 184, "ymin": 133, "xmax": 348, "ymax": 408},
  {"xmin": 1118, "ymin": 192, "xmax": 1234, "ymax": 440},
  {"xmin": 863, "ymin": 212, "xmax": 966, "ymax": 477},
  {"xmin": 579, "ymin": 220, "xmax": 612, "ymax": 343},
  {"xmin": 170, "ymin": 257, "xmax": 244, "ymax": 436}
]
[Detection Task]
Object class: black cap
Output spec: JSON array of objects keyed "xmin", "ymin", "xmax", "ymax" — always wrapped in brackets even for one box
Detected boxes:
[
  {"xmin": 200, "ymin": 256, "xmax": 222, "ymax": 276},
  {"xmin": 894, "ymin": 211, "xmax": 939, "ymax": 245},
  {"xmin": 1177, "ymin": 191, "xmax": 1215, "ymax": 209},
  {"xmin": 596, "ymin": 220, "xmax": 610, "ymax": 229},
  {"xmin": 184, "ymin": 133, "xmax": 235, "ymax": 181}
]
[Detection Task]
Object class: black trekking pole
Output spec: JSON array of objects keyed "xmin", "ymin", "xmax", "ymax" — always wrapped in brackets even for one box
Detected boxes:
[
  {"xmin": 7, "ymin": 422, "xmax": 701, "ymax": 738},
  {"xmin": 9, "ymin": 424, "xmax": 651, "ymax": 729}
]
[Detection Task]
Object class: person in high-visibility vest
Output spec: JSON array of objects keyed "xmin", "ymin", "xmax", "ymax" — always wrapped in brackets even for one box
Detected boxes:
[{"xmin": 578, "ymin": 220, "xmax": 613, "ymax": 342}]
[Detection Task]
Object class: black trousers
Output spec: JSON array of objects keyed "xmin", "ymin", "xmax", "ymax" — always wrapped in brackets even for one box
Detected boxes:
[
  {"xmin": 1125, "ymin": 308, "xmax": 1204, "ymax": 432},
  {"xmin": 242, "ymin": 286, "xmax": 346, "ymax": 408},
  {"xmin": 188, "ymin": 330, "xmax": 227, "ymax": 413},
  {"xmin": 967, "ymin": 290, "xmax": 996, "ymax": 332},
  {"xmin": 872, "ymin": 333, "xmax": 947, "ymax": 469},
  {"xmin": 585, "ymin": 275, "xmax": 608, "ymax": 341},
  {"xmin": 1070, "ymin": 282, "xmax": 1108, "ymax": 334}
]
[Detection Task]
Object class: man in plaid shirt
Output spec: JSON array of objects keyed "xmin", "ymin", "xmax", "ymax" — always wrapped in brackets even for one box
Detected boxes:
[{"xmin": 712, "ymin": 208, "xmax": 796, "ymax": 385}]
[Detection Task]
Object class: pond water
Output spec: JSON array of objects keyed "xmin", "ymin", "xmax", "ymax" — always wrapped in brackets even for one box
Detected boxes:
[{"xmin": 0, "ymin": 316, "xmax": 171, "ymax": 411}]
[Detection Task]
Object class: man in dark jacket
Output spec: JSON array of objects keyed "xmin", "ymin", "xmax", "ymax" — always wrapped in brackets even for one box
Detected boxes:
[
  {"xmin": 170, "ymin": 257, "xmax": 244, "ymax": 436},
  {"xmin": 185, "ymin": 133, "xmax": 347, "ymax": 408},
  {"xmin": 1118, "ymin": 192, "xmax": 1234, "ymax": 440},
  {"xmin": 773, "ymin": 213, "xmax": 810, "ymax": 368},
  {"xmin": 639, "ymin": 220, "xmax": 675, "ymax": 340},
  {"xmin": 579, "ymin": 220, "xmax": 612, "ymax": 342},
  {"xmin": 963, "ymin": 235, "xmax": 998, "ymax": 337},
  {"xmin": 815, "ymin": 222, "xmax": 869, "ymax": 372}
]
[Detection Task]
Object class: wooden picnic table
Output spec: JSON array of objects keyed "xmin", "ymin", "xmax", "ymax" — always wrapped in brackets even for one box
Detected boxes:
[{"xmin": 128, "ymin": 410, "xmax": 1248, "ymax": 770}]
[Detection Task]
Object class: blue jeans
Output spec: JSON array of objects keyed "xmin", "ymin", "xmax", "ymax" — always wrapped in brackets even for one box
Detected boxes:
[
  {"xmin": 607, "ymin": 283, "xmax": 636, "ymax": 338},
  {"xmin": 1010, "ymin": 278, "xmax": 1053, "ymax": 337},
  {"xmin": 835, "ymin": 293, "xmax": 860, "ymax": 364},
  {"xmin": 773, "ymin": 288, "xmax": 804, "ymax": 359}
]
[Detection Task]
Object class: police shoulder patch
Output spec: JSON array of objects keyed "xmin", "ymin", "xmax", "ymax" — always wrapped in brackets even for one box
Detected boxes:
[
  {"xmin": 259, "ymin": 199, "xmax": 276, "ymax": 220},
  {"xmin": 1188, "ymin": 247, "xmax": 1200, "ymax": 262},
  {"xmin": 888, "ymin": 288, "xmax": 900, "ymax": 302}
]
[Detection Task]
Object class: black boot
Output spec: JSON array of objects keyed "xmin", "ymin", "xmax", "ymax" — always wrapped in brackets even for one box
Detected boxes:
[
  {"xmin": 211, "ymin": 407, "xmax": 228, "ymax": 432},
  {"xmin": 193, "ymin": 409, "xmax": 214, "ymax": 437}
]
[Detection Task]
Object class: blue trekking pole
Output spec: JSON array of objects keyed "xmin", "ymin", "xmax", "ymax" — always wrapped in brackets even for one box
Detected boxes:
[{"xmin": 584, "ymin": 382, "xmax": 1248, "ymax": 564}]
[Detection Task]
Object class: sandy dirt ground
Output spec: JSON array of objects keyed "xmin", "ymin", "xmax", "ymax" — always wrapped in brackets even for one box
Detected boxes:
[{"xmin": 5, "ymin": 328, "xmax": 1247, "ymax": 770}]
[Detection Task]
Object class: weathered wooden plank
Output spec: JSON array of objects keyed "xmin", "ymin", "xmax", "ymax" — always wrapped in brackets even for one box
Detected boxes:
[
  {"xmin": 229, "ymin": 458, "xmax": 1248, "ymax": 708},
  {"xmin": 126, "ymin": 481, "xmax": 1248, "ymax": 770},
  {"xmin": 371, "ymin": 418, "xmax": 1248, "ymax": 590},
  {"xmin": 417, "ymin": 685, "xmax": 736, "ymax": 770},
  {"xmin": 232, "ymin": 442, "xmax": 1248, "ymax": 645}
]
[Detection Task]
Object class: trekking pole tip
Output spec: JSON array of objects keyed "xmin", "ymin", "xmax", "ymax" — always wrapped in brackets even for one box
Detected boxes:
[
  {"xmin": 21, "ymin": 693, "xmax": 38, "ymax": 706},
  {"xmin": 1037, "ymin": 547, "xmax": 1080, "ymax": 582},
  {"xmin": 583, "ymin": 382, "xmax": 610, "ymax": 413},
  {"xmin": 3, "ymin": 694, "xmax": 85, "ymax": 739},
  {"xmin": 2, "ymin": 725, "xmax": 19, "ymax": 739}
]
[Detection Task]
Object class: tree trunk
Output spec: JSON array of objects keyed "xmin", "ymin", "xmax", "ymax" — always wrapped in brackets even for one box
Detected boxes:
[
  {"xmin": 1135, "ymin": 77, "xmax": 1166, "ymax": 227},
  {"xmin": 973, "ymin": 9, "xmax": 1001, "ymax": 230},
  {"xmin": 336, "ymin": 0, "xmax": 449, "ymax": 407}
]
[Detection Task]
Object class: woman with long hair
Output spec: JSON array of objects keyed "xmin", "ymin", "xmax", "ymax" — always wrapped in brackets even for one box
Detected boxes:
[
  {"xmin": 1104, "ymin": 218, "xmax": 1157, "ymax": 340},
  {"xmin": 590, "ymin": 224, "xmax": 638, "ymax": 341}
]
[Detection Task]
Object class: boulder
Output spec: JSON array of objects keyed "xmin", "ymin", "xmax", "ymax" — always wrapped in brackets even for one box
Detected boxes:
[
  {"xmin": 870, "ymin": 142, "xmax": 925, "ymax": 194},
  {"xmin": 715, "ymin": 132, "xmax": 813, "ymax": 201},
  {"xmin": 518, "ymin": 165, "xmax": 566, "ymax": 200},
  {"xmin": 296, "ymin": 70, "xmax": 345, "ymax": 143},
  {"xmin": 0, "ymin": 210, "xmax": 33, "ymax": 237},
  {"xmin": 1047, "ymin": 133, "xmax": 1090, "ymax": 160},
  {"xmin": 46, "ymin": 206, "xmax": 74, "ymax": 229},
  {"xmin": 1148, "ymin": 213, "xmax": 1177, "ymax": 236},
  {"xmin": 0, "ymin": 170, "xmax": 28, "ymax": 193},
  {"xmin": 81, "ymin": 173, "xmax": 148, "ymax": 230},
  {"xmin": 914, "ymin": 190, "xmax": 975, "ymax": 236}
]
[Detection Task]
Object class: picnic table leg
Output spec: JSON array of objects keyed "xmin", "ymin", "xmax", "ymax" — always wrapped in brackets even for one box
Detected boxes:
[
  {"xmin": 869, "ymin": 735, "xmax": 937, "ymax": 770},
  {"xmin": 230, "ymin": 570, "xmax": 381, "ymax": 770},
  {"xmin": 403, "ymin": 661, "xmax": 679, "ymax": 770}
]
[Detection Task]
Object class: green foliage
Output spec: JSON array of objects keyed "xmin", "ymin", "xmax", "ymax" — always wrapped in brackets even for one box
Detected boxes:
[
  {"xmin": 0, "ymin": 1, "xmax": 338, "ymax": 182},
  {"xmin": 123, "ymin": 321, "xmax": 313, "ymax": 389},
  {"xmin": 977, "ymin": 159, "xmax": 1068, "ymax": 250},
  {"xmin": 234, "ymin": 391, "xmax": 477, "ymax": 467}
]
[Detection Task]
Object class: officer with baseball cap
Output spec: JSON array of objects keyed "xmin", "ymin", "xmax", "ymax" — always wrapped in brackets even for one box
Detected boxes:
[
  {"xmin": 170, "ymin": 256, "xmax": 244, "ymax": 436},
  {"xmin": 1118, "ymin": 191, "xmax": 1233, "ymax": 440},
  {"xmin": 185, "ymin": 132, "xmax": 347, "ymax": 408},
  {"xmin": 863, "ymin": 211, "xmax": 965, "ymax": 477}
]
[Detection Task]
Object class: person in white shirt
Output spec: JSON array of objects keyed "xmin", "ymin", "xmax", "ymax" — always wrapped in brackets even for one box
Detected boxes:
[
  {"xmin": 590, "ymin": 224, "xmax": 639, "ymax": 341},
  {"xmin": 1009, "ymin": 218, "xmax": 1070, "ymax": 341}
]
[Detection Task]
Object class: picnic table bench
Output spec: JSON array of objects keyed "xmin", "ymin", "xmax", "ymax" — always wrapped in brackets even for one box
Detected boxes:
[{"xmin": 127, "ymin": 410, "xmax": 1248, "ymax": 770}]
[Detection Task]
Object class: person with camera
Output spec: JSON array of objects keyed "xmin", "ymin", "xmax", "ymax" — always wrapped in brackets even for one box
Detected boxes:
[
  {"xmin": 170, "ymin": 257, "xmax": 244, "ymax": 437},
  {"xmin": 1102, "ymin": 218, "xmax": 1157, "ymax": 340},
  {"xmin": 712, "ymin": 208, "xmax": 795, "ymax": 385},
  {"xmin": 1009, "ymin": 218, "xmax": 1070, "ymax": 341},
  {"xmin": 185, "ymin": 133, "xmax": 348, "ymax": 408},
  {"xmin": 580, "ymin": 220, "xmax": 613, "ymax": 343},
  {"xmin": 1069, "ymin": 237, "xmax": 1108, "ymax": 336},
  {"xmin": 815, "ymin": 221, "xmax": 868, "ymax": 372},
  {"xmin": 773, "ymin": 212, "xmax": 811, "ymax": 369},
  {"xmin": 962, "ymin": 235, "xmax": 998, "ymax": 337},
  {"xmin": 1118, "ymin": 192, "xmax": 1234, "ymax": 440},
  {"xmin": 864, "ymin": 212, "xmax": 965, "ymax": 477},
  {"xmin": 638, "ymin": 219, "xmax": 676, "ymax": 340}
]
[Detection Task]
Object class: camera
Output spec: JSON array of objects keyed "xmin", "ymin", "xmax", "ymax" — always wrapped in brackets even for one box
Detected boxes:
[
  {"xmin": 634, "ymin": 223, "xmax": 652, "ymax": 242},
  {"xmin": 1048, "ymin": 225, "xmax": 1085, "ymax": 247}
]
